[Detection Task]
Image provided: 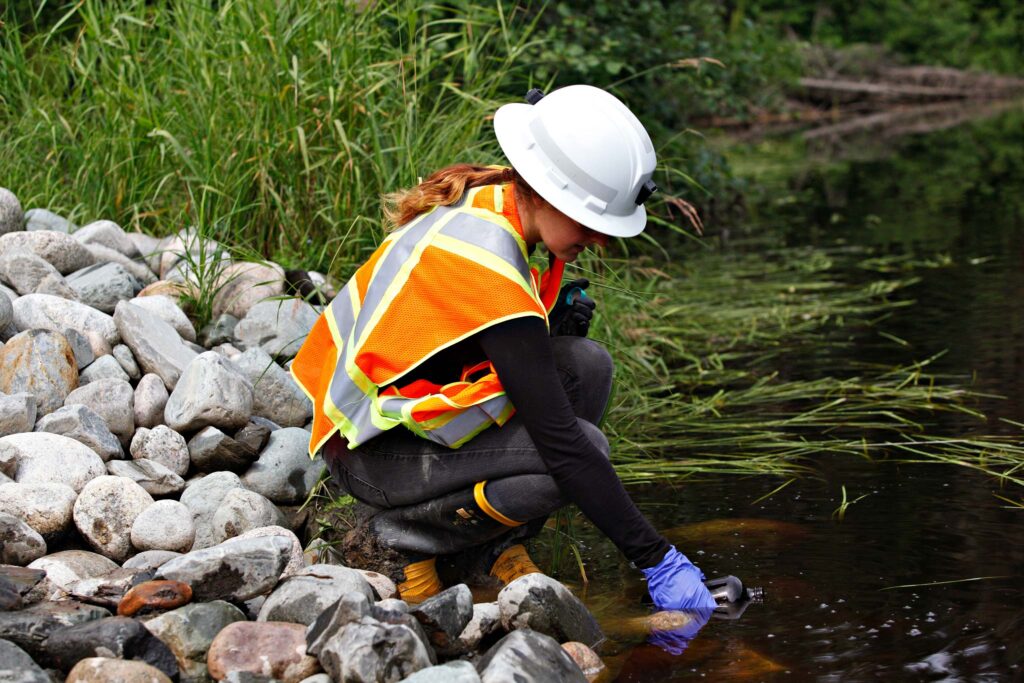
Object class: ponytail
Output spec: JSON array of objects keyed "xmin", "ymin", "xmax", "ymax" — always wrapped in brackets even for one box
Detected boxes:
[{"xmin": 383, "ymin": 164, "xmax": 538, "ymax": 230}]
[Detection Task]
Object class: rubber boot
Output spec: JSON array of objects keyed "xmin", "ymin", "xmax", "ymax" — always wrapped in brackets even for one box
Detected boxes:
[
  {"xmin": 397, "ymin": 557, "xmax": 443, "ymax": 604},
  {"xmin": 490, "ymin": 544, "xmax": 542, "ymax": 585}
]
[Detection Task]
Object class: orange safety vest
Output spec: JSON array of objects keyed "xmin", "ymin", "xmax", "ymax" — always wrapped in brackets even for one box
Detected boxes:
[{"xmin": 291, "ymin": 183, "xmax": 566, "ymax": 457}]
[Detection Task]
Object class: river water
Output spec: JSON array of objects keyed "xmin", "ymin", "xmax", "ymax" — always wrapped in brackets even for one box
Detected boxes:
[{"xmin": 572, "ymin": 106, "xmax": 1024, "ymax": 680}]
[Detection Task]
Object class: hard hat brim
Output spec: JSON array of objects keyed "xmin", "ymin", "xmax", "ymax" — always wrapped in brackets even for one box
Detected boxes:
[{"xmin": 494, "ymin": 103, "xmax": 648, "ymax": 239}]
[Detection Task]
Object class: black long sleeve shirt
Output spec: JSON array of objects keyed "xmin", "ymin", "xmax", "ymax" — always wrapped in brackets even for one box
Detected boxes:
[{"xmin": 414, "ymin": 316, "xmax": 671, "ymax": 569}]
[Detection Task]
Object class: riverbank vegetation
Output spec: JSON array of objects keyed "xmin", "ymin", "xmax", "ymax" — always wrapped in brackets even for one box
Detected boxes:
[{"xmin": 3, "ymin": 0, "xmax": 1022, "ymax": 494}]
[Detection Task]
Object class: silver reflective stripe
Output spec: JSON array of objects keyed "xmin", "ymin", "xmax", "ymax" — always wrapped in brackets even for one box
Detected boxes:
[
  {"xmin": 327, "ymin": 282, "xmax": 356, "ymax": 345},
  {"xmin": 439, "ymin": 214, "xmax": 530, "ymax": 283},
  {"xmin": 529, "ymin": 118, "xmax": 617, "ymax": 202},
  {"xmin": 424, "ymin": 405, "xmax": 495, "ymax": 447},
  {"xmin": 353, "ymin": 206, "xmax": 450, "ymax": 343},
  {"xmin": 475, "ymin": 394, "xmax": 511, "ymax": 422}
]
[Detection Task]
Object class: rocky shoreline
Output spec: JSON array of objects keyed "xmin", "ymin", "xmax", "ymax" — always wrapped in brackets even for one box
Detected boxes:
[{"xmin": 0, "ymin": 187, "xmax": 616, "ymax": 682}]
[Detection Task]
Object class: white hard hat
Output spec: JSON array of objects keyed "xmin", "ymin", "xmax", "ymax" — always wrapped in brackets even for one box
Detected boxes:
[{"xmin": 494, "ymin": 85, "xmax": 658, "ymax": 238}]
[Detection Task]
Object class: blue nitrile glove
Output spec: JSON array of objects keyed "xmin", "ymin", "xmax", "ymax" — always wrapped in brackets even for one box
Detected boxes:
[
  {"xmin": 647, "ymin": 607, "xmax": 713, "ymax": 655},
  {"xmin": 549, "ymin": 278, "xmax": 596, "ymax": 337},
  {"xmin": 642, "ymin": 546, "xmax": 718, "ymax": 611}
]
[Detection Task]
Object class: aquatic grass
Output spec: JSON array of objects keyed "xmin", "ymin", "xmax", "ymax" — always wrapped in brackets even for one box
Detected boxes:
[{"xmin": 592, "ymin": 247, "xmax": 1024, "ymax": 487}]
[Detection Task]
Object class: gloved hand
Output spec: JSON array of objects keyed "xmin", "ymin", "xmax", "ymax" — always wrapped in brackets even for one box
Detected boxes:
[
  {"xmin": 647, "ymin": 607, "xmax": 713, "ymax": 655},
  {"xmin": 642, "ymin": 546, "xmax": 717, "ymax": 611},
  {"xmin": 549, "ymin": 278, "xmax": 597, "ymax": 337}
]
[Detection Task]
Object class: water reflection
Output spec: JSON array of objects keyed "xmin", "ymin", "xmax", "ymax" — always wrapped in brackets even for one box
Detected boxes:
[{"xmin": 573, "ymin": 109, "xmax": 1024, "ymax": 680}]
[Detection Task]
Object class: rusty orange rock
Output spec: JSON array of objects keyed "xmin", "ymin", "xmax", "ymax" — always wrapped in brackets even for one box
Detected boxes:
[
  {"xmin": 118, "ymin": 580, "xmax": 193, "ymax": 617},
  {"xmin": 562, "ymin": 641, "xmax": 606, "ymax": 681}
]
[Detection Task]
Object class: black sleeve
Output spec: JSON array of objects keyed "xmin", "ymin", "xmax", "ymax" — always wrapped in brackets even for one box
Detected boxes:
[{"xmin": 477, "ymin": 316, "xmax": 671, "ymax": 569}]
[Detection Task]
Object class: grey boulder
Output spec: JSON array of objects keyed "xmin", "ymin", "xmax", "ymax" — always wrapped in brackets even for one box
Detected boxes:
[
  {"xmin": 44, "ymin": 615, "xmax": 178, "ymax": 678},
  {"xmin": 128, "ymin": 294, "xmax": 196, "ymax": 343},
  {"xmin": 72, "ymin": 475, "xmax": 154, "ymax": 561},
  {"xmin": 0, "ymin": 600, "xmax": 108, "ymax": 661},
  {"xmin": 66, "ymin": 262, "xmax": 142, "ymax": 313},
  {"xmin": 411, "ymin": 583, "xmax": 474, "ymax": 656},
  {"xmin": 133, "ymin": 373, "xmax": 169, "ymax": 429},
  {"xmin": 35, "ymin": 403, "xmax": 123, "ymax": 461},
  {"xmin": 23, "ymin": 208, "xmax": 73, "ymax": 234},
  {"xmin": 210, "ymin": 488, "xmax": 286, "ymax": 544},
  {"xmin": 0, "ymin": 249, "xmax": 64, "ymax": 296},
  {"xmin": 131, "ymin": 499, "xmax": 195, "ymax": 553},
  {"xmin": 113, "ymin": 300, "xmax": 197, "ymax": 390},
  {"xmin": 179, "ymin": 470, "xmax": 245, "ymax": 550},
  {"xmin": 78, "ymin": 353, "xmax": 130, "ymax": 385},
  {"xmin": 164, "ymin": 351, "xmax": 253, "ymax": 433},
  {"xmin": 143, "ymin": 600, "xmax": 247, "ymax": 682},
  {"xmin": 257, "ymin": 564, "xmax": 374, "ymax": 625},
  {"xmin": 477, "ymin": 629, "xmax": 587, "ymax": 683},
  {"xmin": 155, "ymin": 535, "xmax": 293, "ymax": 601},
  {"xmin": 0, "ymin": 188, "xmax": 24, "ymax": 236},
  {"xmin": 235, "ymin": 298, "xmax": 319, "ymax": 359},
  {"xmin": 107, "ymin": 458, "xmax": 184, "ymax": 496},
  {"xmin": 241, "ymin": 427, "xmax": 323, "ymax": 504},
  {"xmin": 0, "ymin": 482, "xmax": 77, "ymax": 539},
  {"xmin": 63, "ymin": 377, "xmax": 134, "ymax": 446},
  {"xmin": 233, "ymin": 347, "xmax": 312, "ymax": 428},
  {"xmin": 26, "ymin": 549, "xmax": 119, "ymax": 593},
  {"xmin": 11, "ymin": 293, "xmax": 119, "ymax": 357},
  {"xmin": 318, "ymin": 615, "xmax": 432, "ymax": 683},
  {"xmin": 0, "ymin": 328, "xmax": 79, "ymax": 416},
  {"xmin": 187, "ymin": 425, "xmax": 259, "ymax": 473},
  {"xmin": 497, "ymin": 574, "xmax": 603, "ymax": 648},
  {"xmin": 0, "ymin": 638, "xmax": 50, "ymax": 683},
  {"xmin": 403, "ymin": 661, "xmax": 481, "ymax": 683},
  {"xmin": 130, "ymin": 425, "xmax": 189, "ymax": 477},
  {"xmin": 2, "ymin": 432, "xmax": 105, "ymax": 492},
  {"xmin": 72, "ymin": 219, "xmax": 139, "ymax": 257},
  {"xmin": 0, "ymin": 391, "xmax": 36, "ymax": 437},
  {"xmin": 0, "ymin": 512, "xmax": 47, "ymax": 565},
  {"xmin": 0, "ymin": 229, "xmax": 91, "ymax": 273}
]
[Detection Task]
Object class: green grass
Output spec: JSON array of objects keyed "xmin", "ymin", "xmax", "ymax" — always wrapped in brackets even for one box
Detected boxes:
[{"xmin": 1, "ymin": 0, "xmax": 540, "ymax": 272}]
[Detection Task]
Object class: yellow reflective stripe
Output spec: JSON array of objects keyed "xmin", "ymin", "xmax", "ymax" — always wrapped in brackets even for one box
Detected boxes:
[
  {"xmin": 474, "ymin": 481, "xmax": 523, "ymax": 527},
  {"xmin": 431, "ymin": 235, "xmax": 537, "ymax": 301},
  {"xmin": 493, "ymin": 184, "xmax": 503, "ymax": 212}
]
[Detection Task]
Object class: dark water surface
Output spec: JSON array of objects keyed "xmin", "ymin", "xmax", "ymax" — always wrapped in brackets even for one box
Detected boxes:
[{"xmin": 573, "ymin": 107, "xmax": 1024, "ymax": 681}]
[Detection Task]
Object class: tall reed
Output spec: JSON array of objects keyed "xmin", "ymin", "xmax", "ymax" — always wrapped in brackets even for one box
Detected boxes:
[{"xmin": 1, "ymin": 0, "xmax": 538, "ymax": 272}]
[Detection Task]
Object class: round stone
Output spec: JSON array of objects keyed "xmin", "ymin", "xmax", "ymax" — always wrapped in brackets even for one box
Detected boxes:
[
  {"xmin": 73, "ymin": 476, "xmax": 154, "ymax": 561},
  {"xmin": 3, "ymin": 432, "xmax": 106, "ymax": 492},
  {"xmin": 0, "ymin": 188, "xmax": 24, "ymax": 236},
  {"xmin": 131, "ymin": 500, "xmax": 195, "ymax": 553},
  {"xmin": 206, "ymin": 621, "xmax": 321, "ymax": 682},
  {"xmin": 130, "ymin": 426, "xmax": 189, "ymax": 476},
  {"xmin": 0, "ymin": 482, "xmax": 77, "ymax": 538},
  {"xmin": 27, "ymin": 549, "xmax": 119, "ymax": 592},
  {"xmin": 0, "ymin": 329, "xmax": 78, "ymax": 416}
]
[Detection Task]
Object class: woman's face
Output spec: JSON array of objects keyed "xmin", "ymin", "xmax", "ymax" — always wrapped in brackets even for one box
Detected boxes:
[{"xmin": 521, "ymin": 197, "xmax": 609, "ymax": 262}]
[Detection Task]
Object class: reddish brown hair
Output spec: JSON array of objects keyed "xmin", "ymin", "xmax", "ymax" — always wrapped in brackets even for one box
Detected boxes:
[{"xmin": 383, "ymin": 164, "xmax": 539, "ymax": 230}]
